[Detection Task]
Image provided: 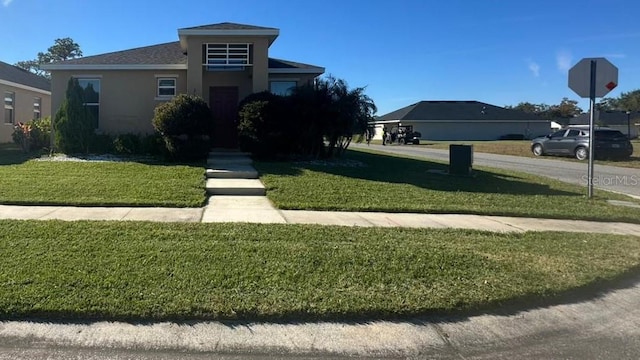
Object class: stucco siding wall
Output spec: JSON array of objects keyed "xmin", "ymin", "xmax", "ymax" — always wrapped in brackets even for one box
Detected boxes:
[
  {"xmin": 399, "ymin": 121, "xmax": 551, "ymax": 141},
  {"xmin": 50, "ymin": 70, "xmax": 187, "ymax": 135},
  {"xmin": 0, "ymin": 83, "xmax": 51, "ymax": 143}
]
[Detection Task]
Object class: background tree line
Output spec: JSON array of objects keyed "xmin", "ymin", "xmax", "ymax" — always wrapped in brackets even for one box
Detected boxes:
[{"xmin": 506, "ymin": 90, "xmax": 640, "ymax": 125}]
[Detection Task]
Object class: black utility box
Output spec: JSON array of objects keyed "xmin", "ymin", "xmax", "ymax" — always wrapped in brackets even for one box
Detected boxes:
[{"xmin": 449, "ymin": 144, "xmax": 473, "ymax": 176}]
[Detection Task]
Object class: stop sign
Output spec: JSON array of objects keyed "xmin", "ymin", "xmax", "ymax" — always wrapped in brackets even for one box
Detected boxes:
[{"xmin": 568, "ymin": 58, "xmax": 618, "ymax": 98}]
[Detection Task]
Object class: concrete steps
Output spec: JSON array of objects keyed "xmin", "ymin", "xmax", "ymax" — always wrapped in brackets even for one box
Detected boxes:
[
  {"xmin": 207, "ymin": 157, "xmax": 253, "ymax": 166},
  {"xmin": 204, "ymin": 150, "xmax": 263, "ymax": 195},
  {"xmin": 203, "ymin": 149, "xmax": 285, "ymax": 223},
  {"xmin": 205, "ymin": 165, "xmax": 258, "ymax": 179},
  {"xmin": 205, "ymin": 178, "xmax": 266, "ymax": 196}
]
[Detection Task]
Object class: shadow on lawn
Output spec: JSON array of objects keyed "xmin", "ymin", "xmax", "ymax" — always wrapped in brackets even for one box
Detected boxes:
[
  {"xmin": 258, "ymin": 150, "xmax": 578, "ymax": 197},
  {"xmin": 0, "ymin": 144, "xmax": 42, "ymax": 165},
  {"xmin": 3, "ymin": 265, "xmax": 639, "ymax": 327}
]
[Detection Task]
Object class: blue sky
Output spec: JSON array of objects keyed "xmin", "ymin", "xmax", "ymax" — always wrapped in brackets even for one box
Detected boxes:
[{"xmin": 1, "ymin": 0, "xmax": 639, "ymax": 115}]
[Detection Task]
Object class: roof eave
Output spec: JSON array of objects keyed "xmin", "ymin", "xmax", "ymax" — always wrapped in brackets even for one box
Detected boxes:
[
  {"xmin": 178, "ymin": 29, "xmax": 279, "ymax": 50},
  {"xmin": 0, "ymin": 79, "xmax": 51, "ymax": 95},
  {"xmin": 41, "ymin": 64, "xmax": 188, "ymax": 71},
  {"xmin": 268, "ymin": 67, "xmax": 325, "ymax": 74}
]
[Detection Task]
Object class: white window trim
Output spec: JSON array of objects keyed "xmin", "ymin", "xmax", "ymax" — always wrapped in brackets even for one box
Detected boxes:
[{"xmin": 156, "ymin": 77, "xmax": 177, "ymax": 99}]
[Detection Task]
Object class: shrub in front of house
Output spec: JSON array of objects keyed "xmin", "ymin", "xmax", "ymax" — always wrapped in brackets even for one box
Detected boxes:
[
  {"xmin": 237, "ymin": 91, "xmax": 294, "ymax": 158},
  {"xmin": 113, "ymin": 133, "xmax": 142, "ymax": 154},
  {"xmin": 12, "ymin": 116, "xmax": 51, "ymax": 152},
  {"xmin": 55, "ymin": 78, "xmax": 97, "ymax": 154},
  {"xmin": 91, "ymin": 134, "xmax": 115, "ymax": 154},
  {"xmin": 152, "ymin": 94, "xmax": 213, "ymax": 160},
  {"xmin": 238, "ymin": 76, "xmax": 376, "ymax": 159}
]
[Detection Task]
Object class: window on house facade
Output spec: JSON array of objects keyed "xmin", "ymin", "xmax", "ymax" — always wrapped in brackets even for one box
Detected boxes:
[
  {"xmin": 270, "ymin": 81, "xmax": 297, "ymax": 96},
  {"xmin": 4, "ymin": 92, "xmax": 14, "ymax": 124},
  {"xmin": 77, "ymin": 79, "xmax": 100, "ymax": 128},
  {"xmin": 33, "ymin": 97, "xmax": 41, "ymax": 119},
  {"xmin": 203, "ymin": 43, "xmax": 252, "ymax": 71},
  {"xmin": 157, "ymin": 78, "xmax": 176, "ymax": 97}
]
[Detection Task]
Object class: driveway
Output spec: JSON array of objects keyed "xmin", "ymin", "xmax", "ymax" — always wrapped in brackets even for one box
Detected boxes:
[{"xmin": 352, "ymin": 143, "xmax": 640, "ymax": 199}]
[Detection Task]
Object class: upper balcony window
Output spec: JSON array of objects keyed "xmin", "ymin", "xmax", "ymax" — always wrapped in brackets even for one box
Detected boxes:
[{"xmin": 203, "ymin": 43, "xmax": 252, "ymax": 71}]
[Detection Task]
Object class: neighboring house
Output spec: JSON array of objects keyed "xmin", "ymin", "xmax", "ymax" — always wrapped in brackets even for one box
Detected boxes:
[
  {"xmin": 42, "ymin": 22, "xmax": 325, "ymax": 148},
  {"xmin": 550, "ymin": 121, "xmax": 564, "ymax": 130},
  {"xmin": 0, "ymin": 61, "xmax": 51, "ymax": 143},
  {"xmin": 374, "ymin": 101, "xmax": 550, "ymax": 141},
  {"xmin": 570, "ymin": 110, "xmax": 639, "ymax": 139}
]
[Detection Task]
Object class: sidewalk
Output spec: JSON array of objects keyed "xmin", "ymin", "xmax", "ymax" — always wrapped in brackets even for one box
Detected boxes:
[{"xmin": 1, "ymin": 202, "xmax": 640, "ymax": 236}]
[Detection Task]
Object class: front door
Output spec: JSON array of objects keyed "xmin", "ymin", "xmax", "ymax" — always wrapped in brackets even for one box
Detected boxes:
[{"xmin": 210, "ymin": 86, "xmax": 239, "ymax": 148}]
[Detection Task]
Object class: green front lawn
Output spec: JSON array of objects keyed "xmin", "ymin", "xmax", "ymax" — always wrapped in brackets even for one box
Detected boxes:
[
  {"xmin": 256, "ymin": 150, "xmax": 640, "ymax": 223},
  {"xmin": 1, "ymin": 220, "xmax": 639, "ymax": 322},
  {"xmin": 0, "ymin": 145, "xmax": 205, "ymax": 207}
]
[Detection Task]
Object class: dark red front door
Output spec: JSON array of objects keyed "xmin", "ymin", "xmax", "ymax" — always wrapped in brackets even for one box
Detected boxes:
[{"xmin": 210, "ymin": 86, "xmax": 239, "ymax": 148}]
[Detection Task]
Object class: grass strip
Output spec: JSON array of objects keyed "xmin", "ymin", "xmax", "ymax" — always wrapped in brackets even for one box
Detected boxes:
[
  {"xmin": 256, "ymin": 150, "xmax": 640, "ymax": 223},
  {"xmin": 1, "ymin": 220, "xmax": 639, "ymax": 322},
  {"xmin": 0, "ymin": 146, "xmax": 205, "ymax": 207}
]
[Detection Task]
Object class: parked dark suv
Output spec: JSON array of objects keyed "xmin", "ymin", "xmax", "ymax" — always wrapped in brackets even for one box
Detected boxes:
[{"xmin": 531, "ymin": 127, "xmax": 633, "ymax": 160}]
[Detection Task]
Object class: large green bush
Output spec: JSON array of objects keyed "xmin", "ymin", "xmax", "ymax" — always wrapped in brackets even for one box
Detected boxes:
[
  {"xmin": 54, "ymin": 78, "xmax": 96, "ymax": 154},
  {"xmin": 152, "ymin": 94, "xmax": 213, "ymax": 160},
  {"xmin": 237, "ymin": 91, "xmax": 293, "ymax": 158},
  {"xmin": 238, "ymin": 76, "xmax": 376, "ymax": 159}
]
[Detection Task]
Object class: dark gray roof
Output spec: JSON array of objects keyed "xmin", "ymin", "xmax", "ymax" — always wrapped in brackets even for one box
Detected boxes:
[
  {"xmin": 51, "ymin": 42, "xmax": 187, "ymax": 65},
  {"xmin": 46, "ymin": 42, "xmax": 323, "ymax": 72},
  {"xmin": 179, "ymin": 22, "xmax": 278, "ymax": 31},
  {"xmin": 268, "ymin": 58, "xmax": 322, "ymax": 70},
  {"xmin": 570, "ymin": 111, "xmax": 640, "ymax": 126},
  {"xmin": 0, "ymin": 61, "xmax": 50, "ymax": 91},
  {"xmin": 378, "ymin": 101, "xmax": 545, "ymax": 121}
]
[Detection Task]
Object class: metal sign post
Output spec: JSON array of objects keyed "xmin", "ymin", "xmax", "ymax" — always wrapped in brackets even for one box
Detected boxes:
[
  {"xmin": 588, "ymin": 60, "xmax": 596, "ymax": 198},
  {"xmin": 568, "ymin": 57, "xmax": 618, "ymax": 198}
]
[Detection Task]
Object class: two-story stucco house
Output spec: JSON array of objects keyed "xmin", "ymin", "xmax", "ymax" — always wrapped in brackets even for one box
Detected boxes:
[
  {"xmin": 42, "ymin": 22, "xmax": 325, "ymax": 148},
  {"xmin": 0, "ymin": 61, "xmax": 51, "ymax": 143}
]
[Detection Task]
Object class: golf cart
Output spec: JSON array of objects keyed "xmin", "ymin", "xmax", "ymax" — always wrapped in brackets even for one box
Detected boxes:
[{"xmin": 396, "ymin": 125, "xmax": 421, "ymax": 145}]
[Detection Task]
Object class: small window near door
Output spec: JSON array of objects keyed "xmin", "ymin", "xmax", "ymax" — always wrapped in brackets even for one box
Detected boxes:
[
  {"xmin": 4, "ymin": 92, "xmax": 14, "ymax": 124},
  {"xmin": 33, "ymin": 97, "xmax": 41, "ymax": 119},
  {"xmin": 270, "ymin": 81, "xmax": 297, "ymax": 96},
  {"xmin": 157, "ymin": 78, "xmax": 176, "ymax": 98}
]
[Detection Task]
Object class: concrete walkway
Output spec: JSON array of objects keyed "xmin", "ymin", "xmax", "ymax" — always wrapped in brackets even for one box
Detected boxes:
[{"xmin": 2, "ymin": 204, "xmax": 640, "ymax": 235}]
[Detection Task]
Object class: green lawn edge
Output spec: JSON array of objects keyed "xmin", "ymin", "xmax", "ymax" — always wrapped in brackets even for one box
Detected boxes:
[
  {"xmin": 1, "ymin": 221, "xmax": 639, "ymax": 323},
  {"xmin": 256, "ymin": 149, "xmax": 640, "ymax": 224}
]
